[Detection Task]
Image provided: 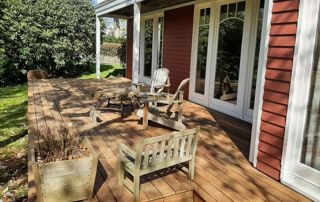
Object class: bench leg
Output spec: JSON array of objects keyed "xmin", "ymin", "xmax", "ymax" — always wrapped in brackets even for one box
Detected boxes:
[
  {"xmin": 188, "ymin": 159, "xmax": 195, "ymax": 180},
  {"xmin": 133, "ymin": 175, "xmax": 140, "ymax": 202}
]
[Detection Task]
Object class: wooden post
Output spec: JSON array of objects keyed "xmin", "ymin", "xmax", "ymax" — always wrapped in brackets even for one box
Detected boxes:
[
  {"xmin": 143, "ymin": 102, "xmax": 149, "ymax": 129},
  {"xmin": 132, "ymin": 2, "xmax": 141, "ymax": 84},
  {"xmin": 96, "ymin": 16, "xmax": 101, "ymax": 79}
]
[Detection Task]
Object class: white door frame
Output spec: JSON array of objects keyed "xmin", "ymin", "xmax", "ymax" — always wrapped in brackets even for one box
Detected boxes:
[
  {"xmin": 281, "ymin": 0, "xmax": 320, "ymax": 200},
  {"xmin": 189, "ymin": 0, "xmax": 272, "ymax": 164},
  {"xmin": 189, "ymin": 0, "xmax": 267, "ymax": 121},
  {"xmin": 189, "ymin": 2, "xmax": 215, "ymax": 106},
  {"xmin": 207, "ymin": 0, "xmax": 254, "ymax": 120},
  {"xmin": 139, "ymin": 13, "xmax": 164, "ymax": 84}
]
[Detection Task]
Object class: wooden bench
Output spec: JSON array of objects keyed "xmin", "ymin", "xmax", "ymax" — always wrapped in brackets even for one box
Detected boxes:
[{"xmin": 118, "ymin": 126, "xmax": 200, "ymax": 201}]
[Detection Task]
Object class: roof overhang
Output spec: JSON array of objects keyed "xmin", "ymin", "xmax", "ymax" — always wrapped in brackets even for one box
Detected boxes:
[{"xmin": 95, "ymin": 0, "xmax": 144, "ymax": 17}]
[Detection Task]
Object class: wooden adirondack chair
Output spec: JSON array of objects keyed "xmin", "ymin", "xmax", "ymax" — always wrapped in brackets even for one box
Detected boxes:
[
  {"xmin": 134, "ymin": 68, "xmax": 170, "ymax": 93},
  {"xmin": 118, "ymin": 126, "xmax": 200, "ymax": 202},
  {"xmin": 137, "ymin": 78, "xmax": 190, "ymax": 131}
]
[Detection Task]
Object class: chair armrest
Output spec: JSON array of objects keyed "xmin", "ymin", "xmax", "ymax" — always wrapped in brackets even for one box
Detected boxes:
[
  {"xmin": 153, "ymin": 84, "xmax": 165, "ymax": 90},
  {"xmin": 119, "ymin": 143, "xmax": 136, "ymax": 160},
  {"xmin": 133, "ymin": 82, "xmax": 145, "ymax": 87}
]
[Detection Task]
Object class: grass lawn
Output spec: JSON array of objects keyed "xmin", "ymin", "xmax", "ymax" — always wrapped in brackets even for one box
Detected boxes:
[
  {"xmin": 0, "ymin": 63, "xmax": 123, "ymax": 200},
  {"xmin": 79, "ymin": 63, "xmax": 124, "ymax": 79},
  {"xmin": 0, "ymin": 85, "xmax": 28, "ymax": 200}
]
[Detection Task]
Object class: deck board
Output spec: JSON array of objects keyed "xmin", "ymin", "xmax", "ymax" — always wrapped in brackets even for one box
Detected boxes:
[{"xmin": 28, "ymin": 78, "xmax": 310, "ymax": 202}]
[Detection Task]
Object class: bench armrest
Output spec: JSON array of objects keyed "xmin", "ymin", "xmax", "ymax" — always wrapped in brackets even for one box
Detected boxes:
[{"xmin": 119, "ymin": 143, "xmax": 136, "ymax": 160}]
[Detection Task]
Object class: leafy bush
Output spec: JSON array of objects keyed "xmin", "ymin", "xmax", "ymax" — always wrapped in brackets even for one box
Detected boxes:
[
  {"xmin": 103, "ymin": 35, "xmax": 125, "ymax": 43},
  {"xmin": 118, "ymin": 39, "xmax": 127, "ymax": 67},
  {"xmin": 101, "ymin": 43, "xmax": 122, "ymax": 57},
  {"xmin": 0, "ymin": 0, "xmax": 96, "ymax": 86}
]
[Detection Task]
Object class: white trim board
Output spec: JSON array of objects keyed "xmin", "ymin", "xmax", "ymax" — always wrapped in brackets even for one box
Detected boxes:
[
  {"xmin": 249, "ymin": 0, "xmax": 272, "ymax": 165},
  {"xmin": 281, "ymin": 0, "xmax": 320, "ymax": 200}
]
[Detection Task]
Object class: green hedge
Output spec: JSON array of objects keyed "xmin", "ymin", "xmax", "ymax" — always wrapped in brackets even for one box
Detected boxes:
[{"xmin": 101, "ymin": 43, "xmax": 121, "ymax": 57}]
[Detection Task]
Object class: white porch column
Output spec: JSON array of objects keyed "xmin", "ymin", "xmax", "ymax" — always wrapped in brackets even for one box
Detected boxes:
[
  {"xmin": 96, "ymin": 16, "xmax": 101, "ymax": 79},
  {"xmin": 132, "ymin": 1, "xmax": 141, "ymax": 83}
]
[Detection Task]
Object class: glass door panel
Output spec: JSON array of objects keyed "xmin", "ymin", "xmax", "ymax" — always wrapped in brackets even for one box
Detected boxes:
[
  {"xmin": 214, "ymin": 1, "xmax": 245, "ymax": 105},
  {"xmin": 300, "ymin": 53, "xmax": 320, "ymax": 171},
  {"xmin": 195, "ymin": 8, "xmax": 211, "ymax": 95},
  {"xmin": 144, "ymin": 19, "xmax": 153, "ymax": 77}
]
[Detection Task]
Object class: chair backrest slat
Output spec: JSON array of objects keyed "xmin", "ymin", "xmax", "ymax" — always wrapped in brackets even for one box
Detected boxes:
[
  {"xmin": 179, "ymin": 136, "xmax": 186, "ymax": 158},
  {"xmin": 159, "ymin": 140, "xmax": 166, "ymax": 163},
  {"xmin": 185, "ymin": 134, "xmax": 193, "ymax": 157},
  {"xmin": 143, "ymin": 145, "xmax": 151, "ymax": 169},
  {"xmin": 151, "ymin": 143, "xmax": 158, "ymax": 167},
  {"xmin": 150, "ymin": 68, "xmax": 169, "ymax": 93}
]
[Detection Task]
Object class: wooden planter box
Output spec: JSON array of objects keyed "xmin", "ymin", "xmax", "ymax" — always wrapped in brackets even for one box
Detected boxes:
[{"xmin": 31, "ymin": 139, "xmax": 98, "ymax": 202}]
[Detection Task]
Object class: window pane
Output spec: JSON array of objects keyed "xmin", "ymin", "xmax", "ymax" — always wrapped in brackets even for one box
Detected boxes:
[
  {"xmin": 237, "ymin": 1, "xmax": 246, "ymax": 19},
  {"xmin": 144, "ymin": 19, "xmax": 153, "ymax": 77},
  {"xmin": 195, "ymin": 8, "xmax": 211, "ymax": 94},
  {"xmin": 300, "ymin": 30, "xmax": 320, "ymax": 171},
  {"xmin": 214, "ymin": 2, "xmax": 245, "ymax": 104},
  {"xmin": 157, "ymin": 17, "xmax": 164, "ymax": 69},
  {"xmin": 250, "ymin": 0, "xmax": 264, "ymax": 109},
  {"xmin": 228, "ymin": 3, "xmax": 237, "ymax": 17}
]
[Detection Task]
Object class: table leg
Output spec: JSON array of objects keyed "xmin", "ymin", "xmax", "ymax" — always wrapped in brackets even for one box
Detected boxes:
[
  {"xmin": 143, "ymin": 102, "xmax": 149, "ymax": 129},
  {"xmin": 120, "ymin": 100, "xmax": 124, "ymax": 117}
]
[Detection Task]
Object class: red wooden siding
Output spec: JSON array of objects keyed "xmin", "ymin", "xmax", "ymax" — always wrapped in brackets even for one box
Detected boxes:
[
  {"xmin": 163, "ymin": 5, "xmax": 194, "ymax": 98},
  {"xmin": 257, "ymin": 0, "xmax": 300, "ymax": 180},
  {"xmin": 126, "ymin": 19, "xmax": 133, "ymax": 79}
]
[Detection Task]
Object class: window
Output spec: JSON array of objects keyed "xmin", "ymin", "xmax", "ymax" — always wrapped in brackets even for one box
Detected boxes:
[{"xmin": 140, "ymin": 14, "xmax": 164, "ymax": 81}]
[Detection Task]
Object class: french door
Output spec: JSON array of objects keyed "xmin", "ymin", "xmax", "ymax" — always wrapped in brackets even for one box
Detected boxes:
[
  {"xmin": 282, "ymin": 0, "xmax": 320, "ymax": 200},
  {"xmin": 189, "ymin": 0, "xmax": 264, "ymax": 122},
  {"xmin": 139, "ymin": 14, "xmax": 164, "ymax": 83}
]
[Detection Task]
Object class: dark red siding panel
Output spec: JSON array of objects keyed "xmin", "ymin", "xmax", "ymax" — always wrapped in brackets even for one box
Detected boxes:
[
  {"xmin": 257, "ymin": 0, "xmax": 300, "ymax": 180},
  {"xmin": 163, "ymin": 5, "xmax": 194, "ymax": 99},
  {"xmin": 257, "ymin": 161, "xmax": 280, "ymax": 180},
  {"xmin": 270, "ymin": 24, "xmax": 297, "ymax": 35},
  {"xmin": 126, "ymin": 19, "xmax": 133, "ymax": 79},
  {"xmin": 260, "ymin": 131, "xmax": 284, "ymax": 150}
]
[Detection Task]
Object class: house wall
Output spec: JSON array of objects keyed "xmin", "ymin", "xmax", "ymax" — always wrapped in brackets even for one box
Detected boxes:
[
  {"xmin": 162, "ymin": 5, "xmax": 194, "ymax": 98},
  {"xmin": 256, "ymin": 0, "xmax": 300, "ymax": 180},
  {"xmin": 125, "ymin": 5, "xmax": 194, "ymax": 98},
  {"xmin": 125, "ymin": 0, "xmax": 300, "ymax": 181}
]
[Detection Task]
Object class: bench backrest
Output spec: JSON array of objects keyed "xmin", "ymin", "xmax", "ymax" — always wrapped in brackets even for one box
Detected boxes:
[{"xmin": 135, "ymin": 126, "xmax": 199, "ymax": 174}]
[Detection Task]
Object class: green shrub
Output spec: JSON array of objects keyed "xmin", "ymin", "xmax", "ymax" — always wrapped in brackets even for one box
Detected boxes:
[
  {"xmin": 103, "ymin": 35, "xmax": 125, "ymax": 43},
  {"xmin": 0, "ymin": 0, "xmax": 96, "ymax": 85},
  {"xmin": 101, "ymin": 43, "xmax": 121, "ymax": 57},
  {"xmin": 118, "ymin": 39, "xmax": 127, "ymax": 67}
]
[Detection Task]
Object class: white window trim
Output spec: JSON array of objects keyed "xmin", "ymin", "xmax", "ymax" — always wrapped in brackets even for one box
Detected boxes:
[
  {"xmin": 139, "ymin": 12, "xmax": 164, "ymax": 84},
  {"xmin": 281, "ymin": 0, "xmax": 320, "ymax": 200}
]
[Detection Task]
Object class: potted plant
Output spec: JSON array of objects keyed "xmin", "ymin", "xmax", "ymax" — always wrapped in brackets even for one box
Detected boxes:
[{"xmin": 30, "ymin": 125, "xmax": 98, "ymax": 202}]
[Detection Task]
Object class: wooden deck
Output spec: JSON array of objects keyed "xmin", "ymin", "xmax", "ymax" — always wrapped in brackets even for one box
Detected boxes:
[{"xmin": 28, "ymin": 78, "xmax": 310, "ymax": 202}]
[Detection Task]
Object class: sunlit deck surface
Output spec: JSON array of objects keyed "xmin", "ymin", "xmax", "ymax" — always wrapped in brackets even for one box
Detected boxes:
[{"xmin": 28, "ymin": 78, "xmax": 310, "ymax": 202}]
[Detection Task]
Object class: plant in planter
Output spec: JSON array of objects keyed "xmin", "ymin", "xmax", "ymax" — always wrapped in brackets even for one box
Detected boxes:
[{"xmin": 31, "ymin": 125, "xmax": 98, "ymax": 202}]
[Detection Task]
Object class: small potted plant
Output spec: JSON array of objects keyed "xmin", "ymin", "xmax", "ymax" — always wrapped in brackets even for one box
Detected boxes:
[{"xmin": 30, "ymin": 125, "xmax": 98, "ymax": 202}]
